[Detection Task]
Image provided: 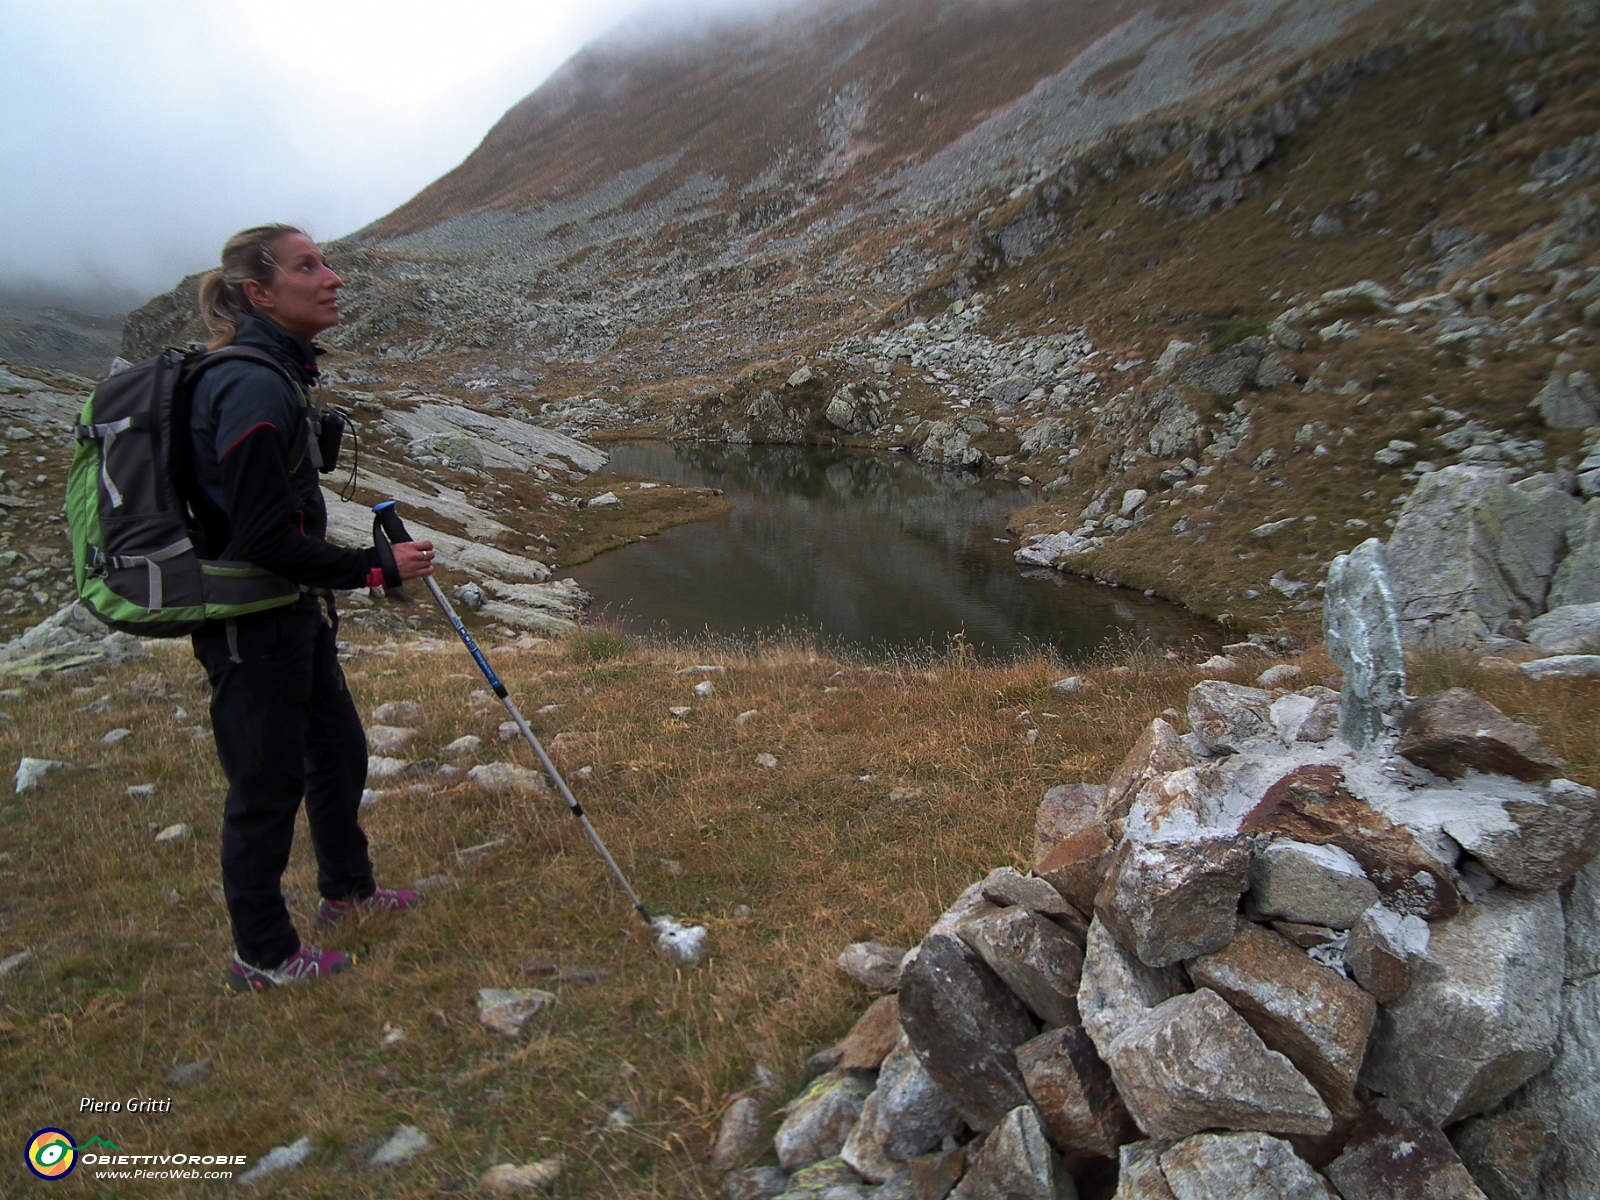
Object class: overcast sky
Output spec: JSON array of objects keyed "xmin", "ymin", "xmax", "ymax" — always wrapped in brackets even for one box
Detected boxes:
[{"xmin": 0, "ymin": 0, "xmax": 665, "ymax": 307}]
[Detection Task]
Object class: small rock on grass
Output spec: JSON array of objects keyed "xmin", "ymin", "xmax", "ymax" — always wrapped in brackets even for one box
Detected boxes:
[
  {"xmin": 164, "ymin": 1059, "xmax": 211, "ymax": 1089},
  {"xmin": 126, "ymin": 783, "xmax": 155, "ymax": 798},
  {"xmin": 0, "ymin": 947, "xmax": 35, "ymax": 977},
  {"xmin": 154, "ymin": 823, "xmax": 189, "ymax": 842},
  {"xmin": 370, "ymin": 1125, "xmax": 431, "ymax": 1166},
  {"xmin": 1518, "ymin": 654, "xmax": 1600, "ymax": 680},
  {"xmin": 694, "ymin": 680, "xmax": 715, "ymax": 698},
  {"xmin": 444, "ymin": 735, "xmax": 482, "ymax": 755},
  {"xmin": 100, "ymin": 727, "xmax": 131, "ymax": 745},
  {"xmin": 711, "ymin": 1097, "xmax": 764, "ymax": 1171},
  {"xmin": 237, "ymin": 1136, "xmax": 311, "ymax": 1184},
  {"xmin": 735, "ymin": 709, "xmax": 759, "ymax": 725},
  {"xmin": 367, "ymin": 725, "xmax": 418, "ymax": 755},
  {"xmin": 480, "ymin": 1156, "xmax": 564, "ymax": 1193},
  {"xmin": 1256, "ymin": 664, "xmax": 1302, "ymax": 689},
  {"xmin": 755, "ymin": 753, "xmax": 779, "ymax": 769},
  {"xmin": 477, "ymin": 988, "xmax": 556, "ymax": 1037},
  {"xmin": 1050, "ymin": 676, "xmax": 1086, "ymax": 694},
  {"xmin": 372, "ymin": 701, "xmax": 423, "ymax": 724},
  {"xmin": 468, "ymin": 763, "xmax": 545, "ymax": 793},
  {"xmin": 837, "ymin": 942, "xmax": 906, "ymax": 991},
  {"xmin": 498, "ymin": 720, "xmax": 520, "ymax": 740},
  {"xmin": 368, "ymin": 755, "xmax": 410, "ymax": 780},
  {"xmin": 14, "ymin": 757, "xmax": 67, "ymax": 793},
  {"xmin": 669, "ymin": 705, "xmax": 693, "ymax": 717}
]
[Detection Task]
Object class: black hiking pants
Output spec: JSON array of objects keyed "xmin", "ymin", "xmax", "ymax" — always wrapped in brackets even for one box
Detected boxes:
[{"xmin": 192, "ymin": 604, "xmax": 373, "ymax": 969}]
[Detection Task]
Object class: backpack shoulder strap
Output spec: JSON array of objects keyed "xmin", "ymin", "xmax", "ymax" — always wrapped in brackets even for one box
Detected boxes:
[{"xmin": 184, "ymin": 345, "xmax": 300, "ymax": 392}]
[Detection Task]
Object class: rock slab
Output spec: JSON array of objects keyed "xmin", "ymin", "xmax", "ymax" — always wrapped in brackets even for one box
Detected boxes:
[
  {"xmin": 1096, "ymin": 836, "xmax": 1252, "ymax": 967},
  {"xmin": 896, "ymin": 933, "xmax": 1036, "ymax": 1133},
  {"xmin": 1323, "ymin": 537, "xmax": 1407, "ymax": 749}
]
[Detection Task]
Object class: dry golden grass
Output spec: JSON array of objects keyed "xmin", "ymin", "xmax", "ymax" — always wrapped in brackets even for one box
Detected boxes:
[{"xmin": 2, "ymin": 623, "xmax": 1593, "ymax": 1197}]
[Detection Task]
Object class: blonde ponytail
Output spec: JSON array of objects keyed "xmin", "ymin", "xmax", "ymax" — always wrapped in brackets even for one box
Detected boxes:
[{"xmin": 198, "ymin": 224, "xmax": 303, "ymax": 349}]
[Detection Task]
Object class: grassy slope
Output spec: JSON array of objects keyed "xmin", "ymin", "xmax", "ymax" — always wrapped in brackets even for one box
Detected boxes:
[
  {"xmin": 962, "ymin": 1, "xmax": 1600, "ymax": 634},
  {"xmin": 1, "ymin": 621, "xmax": 1595, "ymax": 1198}
]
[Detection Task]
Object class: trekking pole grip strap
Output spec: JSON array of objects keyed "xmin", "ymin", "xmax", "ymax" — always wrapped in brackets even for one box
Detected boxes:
[{"xmin": 371, "ymin": 500, "xmax": 410, "ymax": 588}]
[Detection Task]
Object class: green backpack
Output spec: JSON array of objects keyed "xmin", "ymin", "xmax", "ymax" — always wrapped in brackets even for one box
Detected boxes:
[{"xmin": 67, "ymin": 346, "xmax": 306, "ymax": 635}]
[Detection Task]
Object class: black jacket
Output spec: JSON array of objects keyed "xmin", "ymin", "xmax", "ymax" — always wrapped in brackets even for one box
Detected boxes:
[{"xmin": 188, "ymin": 314, "xmax": 378, "ymax": 589}]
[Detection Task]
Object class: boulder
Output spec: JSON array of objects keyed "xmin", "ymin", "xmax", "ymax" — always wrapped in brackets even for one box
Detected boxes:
[
  {"xmin": 1386, "ymin": 467, "xmax": 1582, "ymax": 651},
  {"xmin": 1185, "ymin": 683, "xmax": 1274, "ymax": 754},
  {"xmin": 1394, "ymin": 688, "xmax": 1566, "ymax": 782},
  {"xmin": 712, "ymin": 1097, "xmax": 766, "ymax": 1171},
  {"xmin": 1526, "ymin": 602, "xmax": 1600, "ymax": 654},
  {"xmin": 835, "ymin": 996, "xmax": 902, "ymax": 1070},
  {"xmin": 841, "ymin": 1090, "xmax": 899, "ymax": 1184},
  {"xmin": 1344, "ymin": 904, "xmax": 1429, "ymax": 1004},
  {"xmin": 837, "ymin": 943, "xmax": 907, "ymax": 992},
  {"xmin": 1187, "ymin": 923, "xmax": 1377, "ymax": 1105},
  {"xmin": 1101, "ymin": 989, "xmax": 1332, "ymax": 1140},
  {"xmin": 979, "ymin": 867, "xmax": 1076, "ymax": 918},
  {"xmin": 1518, "ymin": 654, "xmax": 1600, "ymax": 680},
  {"xmin": 948, "ymin": 1105, "xmax": 1076, "ymax": 1200},
  {"xmin": 1033, "ymin": 784, "xmax": 1106, "ymax": 867},
  {"xmin": 1114, "ymin": 1142, "xmax": 1177, "ymax": 1200},
  {"xmin": 1451, "ymin": 1107, "xmax": 1558, "ymax": 1200},
  {"xmin": 772, "ymin": 1157, "xmax": 872, "ymax": 1199},
  {"xmin": 905, "ymin": 1148, "xmax": 967, "ymax": 1200},
  {"xmin": 1239, "ymin": 764, "xmax": 1461, "ymax": 920},
  {"xmin": 1079, "ymin": 917, "xmax": 1188, "ymax": 1055},
  {"xmin": 1268, "ymin": 688, "xmax": 1339, "ymax": 745},
  {"xmin": 1095, "ymin": 837, "xmax": 1252, "ymax": 968},
  {"xmin": 1324, "ymin": 1099, "xmax": 1488, "ymax": 1199},
  {"xmin": 725, "ymin": 1167, "xmax": 791, "ymax": 1200},
  {"xmin": 1568, "ymin": 855, "xmax": 1600, "ymax": 982},
  {"xmin": 1158, "ymin": 1132, "xmax": 1331, "ymax": 1199},
  {"xmin": 1538, "ymin": 974, "xmax": 1600, "ymax": 1199},
  {"xmin": 1533, "ymin": 370, "xmax": 1600, "ymax": 429},
  {"xmin": 1549, "ymin": 499, "xmax": 1600, "ymax": 607},
  {"xmin": 1323, "ymin": 538, "xmax": 1407, "ymax": 749},
  {"xmin": 1249, "ymin": 839, "xmax": 1380, "ymax": 929},
  {"xmin": 1016, "ymin": 1025, "xmax": 1138, "ymax": 1160},
  {"xmin": 897, "ymin": 933, "xmax": 1036, "ymax": 1132},
  {"xmin": 1035, "ymin": 820, "xmax": 1115, "ymax": 917},
  {"xmin": 774, "ymin": 1071, "xmax": 874, "ymax": 1170},
  {"xmin": 957, "ymin": 906, "xmax": 1084, "ymax": 1027},
  {"xmin": 1100, "ymin": 719, "xmax": 1199, "ymax": 823},
  {"xmin": 871, "ymin": 1037, "xmax": 962, "ymax": 1162},
  {"xmin": 1363, "ymin": 889, "xmax": 1564, "ymax": 1124},
  {"xmin": 1439, "ymin": 777, "xmax": 1600, "ymax": 892}
]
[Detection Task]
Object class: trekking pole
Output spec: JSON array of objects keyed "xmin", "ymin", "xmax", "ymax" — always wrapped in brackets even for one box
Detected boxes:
[{"xmin": 370, "ymin": 500, "xmax": 653, "ymax": 926}]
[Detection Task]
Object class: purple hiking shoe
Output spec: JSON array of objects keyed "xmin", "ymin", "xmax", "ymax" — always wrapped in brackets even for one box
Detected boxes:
[
  {"xmin": 226, "ymin": 943, "xmax": 354, "ymax": 993},
  {"xmin": 316, "ymin": 887, "xmax": 421, "ymax": 929}
]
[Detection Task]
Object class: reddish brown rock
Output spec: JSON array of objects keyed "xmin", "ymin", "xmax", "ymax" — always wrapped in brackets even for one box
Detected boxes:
[
  {"xmin": 907, "ymin": 1146, "xmax": 966, "ymax": 1200},
  {"xmin": 1016, "ymin": 1025, "xmax": 1138, "ymax": 1160},
  {"xmin": 1270, "ymin": 921, "xmax": 1341, "ymax": 950},
  {"xmin": 834, "ymin": 995, "xmax": 902, "ymax": 1071},
  {"xmin": 1395, "ymin": 688, "xmax": 1566, "ymax": 782},
  {"xmin": 1239, "ymin": 764, "xmax": 1461, "ymax": 920},
  {"xmin": 1451, "ymin": 1108, "xmax": 1559, "ymax": 1200},
  {"xmin": 1034, "ymin": 783, "xmax": 1106, "ymax": 863},
  {"xmin": 1187, "ymin": 923, "xmax": 1377, "ymax": 1106},
  {"xmin": 1035, "ymin": 822, "xmax": 1115, "ymax": 917},
  {"xmin": 1324, "ymin": 1099, "xmax": 1487, "ymax": 1200},
  {"xmin": 1095, "ymin": 836, "xmax": 1252, "ymax": 968},
  {"xmin": 1099, "ymin": 718, "xmax": 1198, "ymax": 825},
  {"xmin": 897, "ymin": 933, "xmax": 1036, "ymax": 1133}
]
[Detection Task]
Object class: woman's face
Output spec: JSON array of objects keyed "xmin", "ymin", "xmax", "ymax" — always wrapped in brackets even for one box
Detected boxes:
[{"xmin": 242, "ymin": 233, "xmax": 343, "ymax": 341}]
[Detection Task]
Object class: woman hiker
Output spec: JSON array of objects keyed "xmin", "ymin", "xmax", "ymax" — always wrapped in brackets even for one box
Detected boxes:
[{"xmin": 190, "ymin": 224, "xmax": 435, "ymax": 991}]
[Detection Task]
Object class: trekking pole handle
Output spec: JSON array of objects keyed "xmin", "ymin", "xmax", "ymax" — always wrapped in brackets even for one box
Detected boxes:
[
  {"xmin": 371, "ymin": 500, "xmax": 414, "ymax": 603},
  {"xmin": 374, "ymin": 499, "xmax": 413, "ymax": 545}
]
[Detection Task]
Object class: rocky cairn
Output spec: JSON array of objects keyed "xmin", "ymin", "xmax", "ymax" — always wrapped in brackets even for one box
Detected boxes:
[{"xmin": 720, "ymin": 545, "xmax": 1599, "ymax": 1200}]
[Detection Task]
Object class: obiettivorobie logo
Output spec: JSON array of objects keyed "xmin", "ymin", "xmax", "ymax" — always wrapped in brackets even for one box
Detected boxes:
[
  {"xmin": 26, "ymin": 1130, "xmax": 120, "ymax": 1180},
  {"xmin": 25, "ymin": 1129, "xmax": 248, "ymax": 1182}
]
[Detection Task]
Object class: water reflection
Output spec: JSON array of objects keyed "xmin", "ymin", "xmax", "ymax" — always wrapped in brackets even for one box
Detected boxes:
[{"xmin": 568, "ymin": 442, "xmax": 1219, "ymax": 661}]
